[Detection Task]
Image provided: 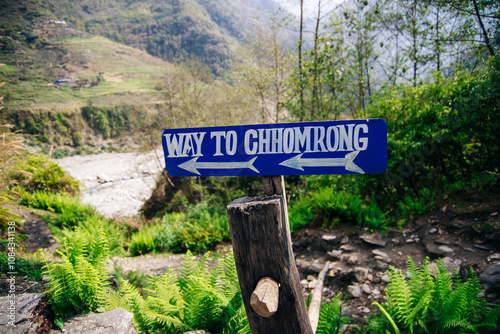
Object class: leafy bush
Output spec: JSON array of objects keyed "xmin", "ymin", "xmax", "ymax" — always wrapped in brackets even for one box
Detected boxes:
[
  {"xmin": 11, "ymin": 156, "xmax": 80, "ymax": 196},
  {"xmin": 107, "ymin": 251, "xmax": 248, "ymax": 333},
  {"xmin": 132, "ymin": 202, "xmax": 230, "ymax": 255},
  {"xmin": 372, "ymin": 257, "xmax": 500, "ymax": 334},
  {"xmin": 0, "ymin": 252, "xmax": 44, "ymax": 280},
  {"xmin": 39, "ymin": 226, "xmax": 111, "ymax": 319},
  {"xmin": 18, "ymin": 190, "xmax": 94, "ymax": 228},
  {"xmin": 289, "ymin": 187, "xmax": 386, "ymax": 232},
  {"xmin": 316, "ymin": 294, "xmax": 344, "ymax": 334}
]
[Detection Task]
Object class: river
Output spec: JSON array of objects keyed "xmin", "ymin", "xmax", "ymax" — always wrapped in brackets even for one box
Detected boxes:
[{"xmin": 58, "ymin": 149, "xmax": 165, "ymax": 218}]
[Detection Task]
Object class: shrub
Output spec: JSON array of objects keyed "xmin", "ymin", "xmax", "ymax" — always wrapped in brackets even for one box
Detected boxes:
[
  {"xmin": 39, "ymin": 226, "xmax": 111, "ymax": 320},
  {"xmin": 12, "ymin": 156, "xmax": 80, "ymax": 196},
  {"xmin": 0, "ymin": 252, "xmax": 44, "ymax": 280},
  {"xmin": 372, "ymin": 257, "xmax": 500, "ymax": 334},
  {"xmin": 107, "ymin": 251, "xmax": 248, "ymax": 333},
  {"xmin": 18, "ymin": 190, "xmax": 94, "ymax": 228}
]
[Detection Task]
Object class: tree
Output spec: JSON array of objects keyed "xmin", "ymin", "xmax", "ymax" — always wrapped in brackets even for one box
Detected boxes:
[{"xmin": 233, "ymin": 13, "xmax": 293, "ymax": 123}]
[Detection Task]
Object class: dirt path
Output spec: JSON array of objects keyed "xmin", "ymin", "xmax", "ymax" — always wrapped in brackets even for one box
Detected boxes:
[{"xmin": 57, "ymin": 149, "xmax": 164, "ymax": 218}]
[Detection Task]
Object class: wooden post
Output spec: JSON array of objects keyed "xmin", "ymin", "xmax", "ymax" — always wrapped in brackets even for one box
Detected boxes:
[{"xmin": 227, "ymin": 195, "xmax": 313, "ymax": 334}]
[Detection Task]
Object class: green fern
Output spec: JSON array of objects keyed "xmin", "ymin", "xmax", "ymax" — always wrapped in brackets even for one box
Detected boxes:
[
  {"xmin": 316, "ymin": 293, "xmax": 343, "ymax": 334},
  {"xmin": 111, "ymin": 250, "xmax": 248, "ymax": 334},
  {"xmin": 39, "ymin": 226, "xmax": 111, "ymax": 319},
  {"xmin": 374, "ymin": 257, "xmax": 500, "ymax": 334}
]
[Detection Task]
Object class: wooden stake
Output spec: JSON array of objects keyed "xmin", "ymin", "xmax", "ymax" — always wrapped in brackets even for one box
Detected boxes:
[
  {"xmin": 308, "ymin": 261, "xmax": 331, "ymax": 333},
  {"xmin": 227, "ymin": 196, "xmax": 313, "ymax": 334}
]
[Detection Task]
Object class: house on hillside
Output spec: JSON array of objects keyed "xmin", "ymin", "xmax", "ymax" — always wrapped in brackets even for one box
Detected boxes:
[
  {"xmin": 55, "ymin": 77, "xmax": 73, "ymax": 85},
  {"xmin": 48, "ymin": 19, "xmax": 67, "ymax": 25}
]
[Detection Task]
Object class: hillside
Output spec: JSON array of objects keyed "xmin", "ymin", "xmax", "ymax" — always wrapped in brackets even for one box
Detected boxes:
[
  {"xmin": 0, "ymin": 24, "xmax": 172, "ymax": 111},
  {"xmin": 0, "ymin": 0, "xmax": 282, "ymax": 76}
]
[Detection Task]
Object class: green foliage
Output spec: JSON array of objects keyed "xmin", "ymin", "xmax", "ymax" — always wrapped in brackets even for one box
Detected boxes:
[
  {"xmin": 107, "ymin": 251, "xmax": 248, "ymax": 333},
  {"xmin": 0, "ymin": 252, "xmax": 44, "ymax": 280},
  {"xmin": 39, "ymin": 226, "xmax": 111, "ymax": 319},
  {"xmin": 18, "ymin": 189, "xmax": 94, "ymax": 228},
  {"xmin": 133, "ymin": 202, "xmax": 230, "ymax": 255},
  {"xmin": 11, "ymin": 155, "xmax": 80, "ymax": 196},
  {"xmin": 372, "ymin": 257, "xmax": 500, "ymax": 334},
  {"xmin": 289, "ymin": 186, "xmax": 386, "ymax": 232},
  {"xmin": 316, "ymin": 294, "xmax": 344, "ymax": 334},
  {"xmin": 18, "ymin": 189, "xmax": 125, "ymax": 255}
]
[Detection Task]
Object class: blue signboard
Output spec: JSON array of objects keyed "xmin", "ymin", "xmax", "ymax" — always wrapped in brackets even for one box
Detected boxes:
[{"xmin": 162, "ymin": 119, "xmax": 387, "ymax": 177}]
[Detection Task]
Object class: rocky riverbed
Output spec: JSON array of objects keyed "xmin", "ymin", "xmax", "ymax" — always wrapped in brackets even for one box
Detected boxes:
[{"xmin": 57, "ymin": 150, "xmax": 164, "ymax": 218}]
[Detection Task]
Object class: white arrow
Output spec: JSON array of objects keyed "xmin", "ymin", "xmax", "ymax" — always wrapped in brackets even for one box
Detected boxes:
[
  {"xmin": 279, "ymin": 151, "xmax": 365, "ymax": 174},
  {"xmin": 178, "ymin": 157, "xmax": 259, "ymax": 175}
]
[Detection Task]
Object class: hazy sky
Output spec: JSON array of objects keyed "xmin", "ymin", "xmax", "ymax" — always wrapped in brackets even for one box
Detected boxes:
[{"xmin": 274, "ymin": 0, "xmax": 345, "ymax": 19}]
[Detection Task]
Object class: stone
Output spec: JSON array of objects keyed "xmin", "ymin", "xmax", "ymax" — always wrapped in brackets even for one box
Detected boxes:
[
  {"xmin": 479, "ymin": 264, "xmax": 500, "ymax": 287},
  {"xmin": 347, "ymin": 285, "xmax": 363, "ymax": 298},
  {"xmin": 428, "ymin": 257, "xmax": 462, "ymax": 277},
  {"xmin": 308, "ymin": 280, "xmax": 317, "ymax": 289},
  {"xmin": 300, "ymin": 279, "xmax": 309, "ymax": 288},
  {"xmin": 340, "ymin": 244, "xmax": 354, "ymax": 251},
  {"xmin": 185, "ymin": 331, "xmax": 209, "ymax": 334},
  {"xmin": 359, "ymin": 233, "xmax": 386, "ymax": 247},
  {"xmin": 361, "ymin": 283, "xmax": 372, "ymax": 294},
  {"xmin": 381, "ymin": 274, "xmax": 391, "ymax": 283},
  {"xmin": 0, "ymin": 293, "xmax": 54, "ymax": 334},
  {"xmin": 374, "ymin": 255, "xmax": 392, "ymax": 263},
  {"xmin": 347, "ymin": 255, "xmax": 359, "ymax": 265},
  {"xmin": 309, "ymin": 261, "xmax": 326, "ymax": 273},
  {"xmin": 307, "ymin": 275, "xmax": 316, "ymax": 282},
  {"xmin": 372, "ymin": 249, "xmax": 389, "ymax": 258},
  {"xmin": 340, "ymin": 236, "xmax": 349, "ymax": 244},
  {"xmin": 49, "ymin": 308, "xmax": 138, "ymax": 334},
  {"xmin": 327, "ymin": 250, "xmax": 342, "ymax": 259},
  {"xmin": 487, "ymin": 253, "xmax": 500, "ymax": 262},
  {"xmin": 375, "ymin": 260, "xmax": 388, "ymax": 271},
  {"xmin": 352, "ymin": 267, "xmax": 369, "ymax": 282},
  {"xmin": 429, "ymin": 228, "xmax": 438, "ymax": 234},
  {"xmin": 438, "ymin": 245, "xmax": 454, "ymax": 253},
  {"xmin": 322, "ymin": 234, "xmax": 337, "ymax": 241},
  {"xmin": 362, "ymin": 307, "xmax": 371, "ymax": 313}
]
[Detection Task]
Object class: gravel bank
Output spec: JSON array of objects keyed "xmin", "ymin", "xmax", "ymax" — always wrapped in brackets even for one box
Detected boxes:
[{"xmin": 58, "ymin": 150, "xmax": 164, "ymax": 218}]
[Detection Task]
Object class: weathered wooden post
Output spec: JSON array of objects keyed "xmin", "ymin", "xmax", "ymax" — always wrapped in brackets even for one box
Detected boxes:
[
  {"xmin": 161, "ymin": 120, "xmax": 387, "ymax": 333},
  {"xmin": 227, "ymin": 193, "xmax": 313, "ymax": 332}
]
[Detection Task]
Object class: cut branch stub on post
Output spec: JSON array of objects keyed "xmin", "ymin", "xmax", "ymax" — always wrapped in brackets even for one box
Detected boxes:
[
  {"xmin": 250, "ymin": 277, "xmax": 279, "ymax": 317},
  {"xmin": 227, "ymin": 196, "xmax": 314, "ymax": 334}
]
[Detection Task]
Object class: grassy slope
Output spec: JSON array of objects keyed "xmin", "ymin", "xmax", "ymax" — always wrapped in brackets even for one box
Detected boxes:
[{"xmin": 1, "ymin": 23, "xmax": 172, "ymax": 111}]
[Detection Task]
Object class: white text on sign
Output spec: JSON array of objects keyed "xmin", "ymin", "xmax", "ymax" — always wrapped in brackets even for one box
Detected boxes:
[{"xmin": 164, "ymin": 124, "xmax": 368, "ymax": 158}]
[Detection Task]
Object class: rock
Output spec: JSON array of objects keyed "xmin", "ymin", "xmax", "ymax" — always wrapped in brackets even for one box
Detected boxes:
[
  {"xmin": 308, "ymin": 280, "xmax": 318, "ymax": 289},
  {"xmin": 347, "ymin": 255, "xmax": 359, "ymax": 265},
  {"xmin": 375, "ymin": 260, "xmax": 388, "ymax": 271},
  {"xmin": 340, "ymin": 244, "xmax": 355, "ymax": 251},
  {"xmin": 381, "ymin": 274, "xmax": 391, "ymax": 283},
  {"xmin": 428, "ymin": 257, "xmax": 462, "ymax": 277},
  {"xmin": 480, "ymin": 264, "xmax": 500, "ymax": 287},
  {"xmin": 307, "ymin": 275, "xmax": 316, "ymax": 282},
  {"xmin": 351, "ymin": 267, "xmax": 369, "ymax": 282},
  {"xmin": 372, "ymin": 249, "xmax": 389, "ymax": 258},
  {"xmin": 429, "ymin": 228, "xmax": 438, "ymax": 234},
  {"xmin": 359, "ymin": 233, "xmax": 386, "ymax": 247},
  {"xmin": 487, "ymin": 253, "xmax": 500, "ymax": 262},
  {"xmin": 438, "ymin": 245, "xmax": 454, "ymax": 254},
  {"xmin": 185, "ymin": 331, "xmax": 209, "ymax": 334},
  {"xmin": 371, "ymin": 288, "xmax": 381, "ymax": 297},
  {"xmin": 340, "ymin": 236, "xmax": 349, "ymax": 244},
  {"xmin": 300, "ymin": 279, "xmax": 309, "ymax": 288},
  {"xmin": 0, "ymin": 293, "xmax": 54, "ymax": 334},
  {"xmin": 361, "ymin": 283, "xmax": 372, "ymax": 294},
  {"xmin": 50, "ymin": 308, "xmax": 138, "ymax": 334},
  {"xmin": 347, "ymin": 285, "xmax": 363, "ymax": 298},
  {"xmin": 322, "ymin": 234, "xmax": 337, "ymax": 241},
  {"xmin": 362, "ymin": 307, "xmax": 371, "ymax": 313},
  {"xmin": 374, "ymin": 255, "xmax": 392, "ymax": 263},
  {"xmin": 473, "ymin": 244, "xmax": 492, "ymax": 251},
  {"xmin": 327, "ymin": 250, "xmax": 342, "ymax": 259},
  {"xmin": 309, "ymin": 261, "xmax": 326, "ymax": 273},
  {"xmin": 405, "ymin": 238, "xmax": 415, "ymax": 243}
]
